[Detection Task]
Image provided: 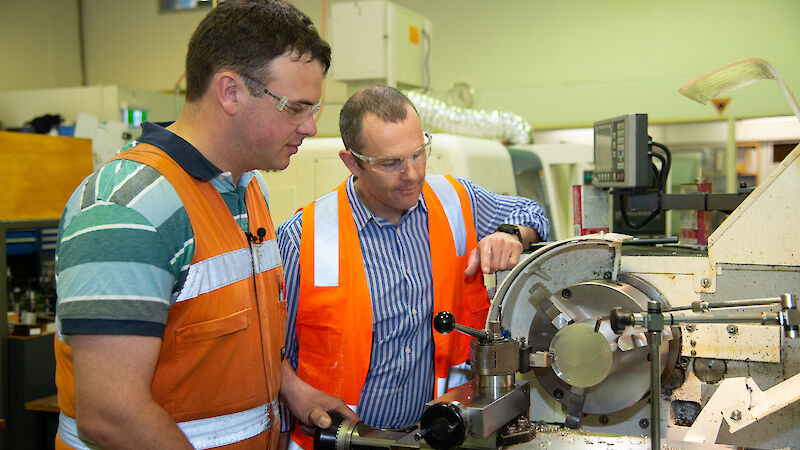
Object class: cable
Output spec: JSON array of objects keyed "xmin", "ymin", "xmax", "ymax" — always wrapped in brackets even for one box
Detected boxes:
[
  {"xmin": 649, "ymin": 139, "xmax": 672, "ymax": 189},
  {"xmin": 619, "ymin": 192, "xmax": 662, "ymax": 230},
  {"xmin": 421, "ymin": 28, "xmax": 431, "ymax": 93},
  {"xmin": 648, "ymin": 151, "xmax": 667, "ymax": 191},
  {"xmin": 618, "ymin": 139, "xmax": 673, "ymax": 230}
]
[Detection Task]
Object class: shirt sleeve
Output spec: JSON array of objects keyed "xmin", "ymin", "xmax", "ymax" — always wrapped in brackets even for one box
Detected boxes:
[
  {"xmin": 275, "ymin": 210, "xmax": 304, "ymax": 432},
  {"xmin": 56, "ymin": 163, "xmax": 187, "ymax": 338},
  {"xmin": 457, "ymin": 177, "xmax": 550, "ymax": 242}
]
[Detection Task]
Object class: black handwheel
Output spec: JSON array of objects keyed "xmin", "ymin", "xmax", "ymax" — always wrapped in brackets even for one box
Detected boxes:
[{"xmin": 419, "ymin": 403, "xmax": 467, "ymax": 450}]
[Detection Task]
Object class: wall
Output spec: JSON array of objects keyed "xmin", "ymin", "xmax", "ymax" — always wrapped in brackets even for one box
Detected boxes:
[
  {"xmin": 391, "ymin": 0, "xmax": 800, "ymax": 127},
  {"xmin": 0, "ymin": 85, "xmax": 117, "ymax": 129},
  {"xmin": 0, "ymin": 86, "xmax": 179, "ymax": 129},
  {"xmin": 82, "ymin": 0, "xmax": 800, "ymax": 131},
  {"xmin": 0, "ymin": 0, "xmax": 82, "ymax": 90},
  {"xmin": 79, "ymin": 1, "xmax": 207, "ymax": 94},
  {"xmin": 2, "ymin": 0, "xmax": 799, "ymax": 132}
]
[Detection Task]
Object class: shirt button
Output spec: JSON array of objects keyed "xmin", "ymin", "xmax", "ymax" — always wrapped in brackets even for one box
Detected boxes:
[
  {"xmin": 405, "ymin": 347, "xmax": 411, "ymax": 354},
  {"xmin": 398, "ymin": 386, "xmax": 403, "ymax": 393},
  {"xmin": 412, "ymin": 308, "xmax": 417, "ymax": 315},
  {"xmin": 406, "ymin": 268, "xmax": 412, "ymax": 274}
]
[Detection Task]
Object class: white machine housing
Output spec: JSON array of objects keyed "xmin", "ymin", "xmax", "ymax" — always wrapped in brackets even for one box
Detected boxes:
[{"xmin": 330, "ymin": 0, "xmax": 431, "ymax": 89}]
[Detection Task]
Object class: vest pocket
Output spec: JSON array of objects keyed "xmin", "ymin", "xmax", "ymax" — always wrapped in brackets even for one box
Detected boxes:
[
  {"xmin": 297, "ymin": 325, "xmax": 345, "ymax": 395},
  {"xmin": 462, "ymin": 275, "xmax": 491, "ymax": 333},
  {"xmin": 463, "ymin": 275, "xmax": 490, "ymax": 314},
  {"xmin": 168, "ymin": 308, "xmax": 258, "ymax": 417}
]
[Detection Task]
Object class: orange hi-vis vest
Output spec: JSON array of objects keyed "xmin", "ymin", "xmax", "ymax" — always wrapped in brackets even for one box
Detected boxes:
[
  {"xmin": 54, "ymin": 144, "xmax": 286, "ymax": 449},
  {"xmin": 291, "ymin": 174, "xmax": 489, "ymax": 448}
]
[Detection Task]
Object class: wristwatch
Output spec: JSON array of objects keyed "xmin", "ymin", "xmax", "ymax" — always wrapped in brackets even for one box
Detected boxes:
[{"xmin": 496, "ymin": 224, "xmax": 523, "ymax": 245}]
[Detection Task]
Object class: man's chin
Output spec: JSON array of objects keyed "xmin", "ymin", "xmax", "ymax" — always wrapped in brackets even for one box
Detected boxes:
[
  {"xmin": 263, "ymin": 156, "xmax": 291, "ymax": 171},
  {"xmin": 397, "ymin": 190, "xmax": 422, "ymax": 208}
]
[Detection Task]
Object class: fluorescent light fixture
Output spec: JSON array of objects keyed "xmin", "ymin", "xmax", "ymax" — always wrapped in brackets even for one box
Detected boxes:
[{"xmin": 679, "ymin": 57, "xmax": 800, "ymax": 122}]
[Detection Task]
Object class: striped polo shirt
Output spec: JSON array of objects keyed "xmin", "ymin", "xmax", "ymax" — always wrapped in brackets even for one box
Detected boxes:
[
  {"xmin": 55, "ymin": 122, "xmax": 270, "ymax": 339},
  {"xmin": 276, "ymin": 175, "xmax": 549, "ymax": 429}
]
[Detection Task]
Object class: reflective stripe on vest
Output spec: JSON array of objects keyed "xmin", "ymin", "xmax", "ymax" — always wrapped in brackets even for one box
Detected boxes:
[
  {"xmin": 57, "ymin": 400, "xmax": 278, "ymax": 449},
  {"xmin": 313, "ymin": 190, "xmax": 339, "ymax": 287},
  {"xmin": 425, "ymin": 175, "xmax": 467, "ymax": 257},
  {"xmin": 176, "ymin": 240, "xmax": 281, "ymax": 302},
  {"xmin": 312, "ymin": 174, "xmax": 467, "ymax": 287}
]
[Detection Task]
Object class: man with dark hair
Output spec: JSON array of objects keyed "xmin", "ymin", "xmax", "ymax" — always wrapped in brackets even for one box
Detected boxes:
[
  {"xmin": 277, "ymin": 86, "xmax": 549, "ymax": 448},
  {"xmin": 53, "ymin": 1, "xmax": 356, "ymax": 449}
]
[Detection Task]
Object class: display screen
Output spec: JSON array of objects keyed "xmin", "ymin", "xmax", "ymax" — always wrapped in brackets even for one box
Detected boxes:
[
  {"xmin": 594, "ymin": 123, "xmax": 613, "ymax": 172},
  {"xmin": 592, "ymin": 114, "xmax": 647, "ymax": 188}
]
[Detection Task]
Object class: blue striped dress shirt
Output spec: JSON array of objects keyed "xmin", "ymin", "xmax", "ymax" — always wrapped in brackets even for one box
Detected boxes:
[{"xmin": 276, "ymin": 175, "xmax": 549, "ymax": 430}]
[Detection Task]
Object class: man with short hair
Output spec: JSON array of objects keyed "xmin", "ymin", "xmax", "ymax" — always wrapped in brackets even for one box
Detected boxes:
[
  {"xmin": 277, "ymin": 86, "xmax": 549, "ymax": 448},
  {"xmin": 53, "ymin": 1, "xmax": 356, "ymax": 449}
]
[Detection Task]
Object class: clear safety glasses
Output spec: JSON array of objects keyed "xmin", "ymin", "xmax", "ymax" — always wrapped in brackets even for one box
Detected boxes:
[
  {"xmin": 240, "ymin": 74, "xmax": 322, "ymax": 125},
  {"xmin": 349, "ymin": 132, "xmax": 433, "ymax": 174}
]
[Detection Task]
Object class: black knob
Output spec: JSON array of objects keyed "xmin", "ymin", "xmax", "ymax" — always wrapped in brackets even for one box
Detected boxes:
[
  {"xmin": 314, "ymin": 410, "xmax": 345, "ymax": 450},
  {"xmin": 609, "ymin": 307, "xmax": 632, "ymax": 334},
  {"xmin": 434, "ymin": 311, "xmax": 455, "ymax": 334}
]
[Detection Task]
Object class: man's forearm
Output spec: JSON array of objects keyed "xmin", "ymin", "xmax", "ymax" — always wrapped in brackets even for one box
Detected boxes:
[
  {"xmin": 279, "ymin": 359, "xmax": 314, "ymax": 416},
  {"xmin": 71, "ymin": 334, "xmax": 194, "ymax": 450},
  {"xmin": 519, "ymin": 225, "xmax": 540, "ymax": 248},
  {"xmin": 279, "ymin": 360, "xmax": 359, "ymax": 431},
  {"xmin": 280, "ymin": 360, "xmax": 300, "ymax": 403},
  {"xmin": 77, "ymin": 400, "xmax": 193, "ymax": 450}
]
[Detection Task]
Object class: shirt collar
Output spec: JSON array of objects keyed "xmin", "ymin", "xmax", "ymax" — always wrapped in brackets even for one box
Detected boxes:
[
  {"xmin": 136, "ymin": 122, "xmax": 222, "ymax": 181},
  {"xmin": 344, "ymin": 176, "xmax": 428, "ymax": 231}
]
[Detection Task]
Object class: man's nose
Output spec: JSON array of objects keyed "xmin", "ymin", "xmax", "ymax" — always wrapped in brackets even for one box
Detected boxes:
[
  {"xmin": 400, "ymin": 157, "xmax": 424, "ymax": 179},
  {"xmin": 296, "ymin": 114, "xmax": 318, "ymax": 137}
]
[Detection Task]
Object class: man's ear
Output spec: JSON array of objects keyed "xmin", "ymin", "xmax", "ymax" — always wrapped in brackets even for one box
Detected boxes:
[
  {"xmin": 339, "ymin": 149, "xmax": 363, "ymax": 177},
  {"xmin": 214, "ymin": 72, "xmax": 241, "ymax": 116}
]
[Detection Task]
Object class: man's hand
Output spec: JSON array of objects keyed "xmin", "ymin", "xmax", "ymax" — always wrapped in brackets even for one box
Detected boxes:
[
  {"xmin": 280, "ymin": 361, "xmax": 360, "ymax": 436},
  {"xmin": 465, "ymin": 225, "xmax": 539, "ymax": 276},
  {"xmin": 464, "ymin": 231, "xmax": 523, "ymax": 276}
]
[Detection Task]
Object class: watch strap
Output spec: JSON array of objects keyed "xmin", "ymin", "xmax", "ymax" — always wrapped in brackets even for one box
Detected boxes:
[{"xmin": 495, "ymin": 223, "xmax": 522, "ymax": 245}]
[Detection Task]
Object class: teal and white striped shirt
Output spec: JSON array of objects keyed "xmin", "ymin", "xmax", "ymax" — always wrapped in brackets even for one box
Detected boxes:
[{"xmin": 56, "ymin": 122, "xmax": 270, "ymax": 339}]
